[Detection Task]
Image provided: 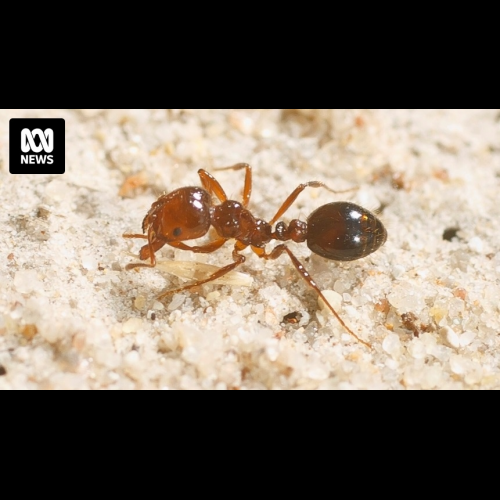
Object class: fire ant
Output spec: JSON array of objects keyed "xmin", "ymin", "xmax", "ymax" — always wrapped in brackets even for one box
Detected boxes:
[{"xmin": 123, "ymin": 163, "xmax": 387, "ymax": 348}]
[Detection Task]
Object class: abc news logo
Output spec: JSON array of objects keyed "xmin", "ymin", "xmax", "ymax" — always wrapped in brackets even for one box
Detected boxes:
[
  {"xmin": 22, "ymin": 128, "xmax": 54, "ymax": 163},
  {"xmin": 10, "ymin": 118, "xmax": 65, "ymax": 174}
]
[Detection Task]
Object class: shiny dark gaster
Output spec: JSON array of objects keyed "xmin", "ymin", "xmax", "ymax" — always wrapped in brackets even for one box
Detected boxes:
[{"xmin": 307, "ymin": 202, "xmax": 387, "ymax": 261}]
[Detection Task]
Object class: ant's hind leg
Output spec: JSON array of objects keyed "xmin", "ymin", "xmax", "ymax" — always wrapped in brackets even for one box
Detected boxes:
[
  {"xmin": 269, "ymin": 181, "xmax": 357, "ymax": 225},
  {"xmin": 213, "ymin": 163, "xmax": 252, "ymax": 207},
  {"xmin": 252, "ymin": 244, "xmax": 371, "ymax": 348},
  {"xmin": 156, "ymin": 244, "xmax": 246, "ymax": 301}
]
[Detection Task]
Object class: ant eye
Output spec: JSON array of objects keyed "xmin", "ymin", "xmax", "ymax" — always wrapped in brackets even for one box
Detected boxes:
[{"xmin": 173, "ymin": 227, "xmax": 182, "ymax": 237}]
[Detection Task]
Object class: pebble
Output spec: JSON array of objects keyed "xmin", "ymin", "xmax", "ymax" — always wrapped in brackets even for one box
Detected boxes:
[{"xmin": 122, "ymin": 318, "xmax": 143, "ymax": 334}]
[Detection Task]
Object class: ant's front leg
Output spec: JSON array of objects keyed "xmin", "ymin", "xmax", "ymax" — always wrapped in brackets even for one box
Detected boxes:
[{"xmin": 123, "ymin": 229, "xmax": 165, "ymax": 270}]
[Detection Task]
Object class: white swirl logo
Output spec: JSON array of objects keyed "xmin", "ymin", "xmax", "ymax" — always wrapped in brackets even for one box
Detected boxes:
[{"xmin": 21, "ymin": 128, "xmax": 54, "ymax": 153}]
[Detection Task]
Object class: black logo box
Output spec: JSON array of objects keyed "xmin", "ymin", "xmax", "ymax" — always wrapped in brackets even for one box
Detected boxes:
[{"xmin": 10, "ymin": 118, "xmax": 65, "ymax": 174}]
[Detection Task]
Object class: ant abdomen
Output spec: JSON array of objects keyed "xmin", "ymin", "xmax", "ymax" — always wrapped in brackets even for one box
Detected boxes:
[{"xmin": 307, "ymin": 202, "xmax": 387, "ymax": 261}]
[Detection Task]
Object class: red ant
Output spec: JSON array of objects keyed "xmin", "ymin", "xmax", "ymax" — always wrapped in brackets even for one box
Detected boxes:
[{"xmin": 123, "ymin": 163, "xmax": 387, "ymax": 348}]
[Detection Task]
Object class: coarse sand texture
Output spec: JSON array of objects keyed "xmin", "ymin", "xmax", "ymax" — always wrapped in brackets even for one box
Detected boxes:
[{"xmin": 0, "ymin": 109, "xmax": 499, "ymax": 389}]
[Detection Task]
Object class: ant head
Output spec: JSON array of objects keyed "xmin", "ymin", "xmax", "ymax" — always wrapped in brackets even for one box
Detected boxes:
[
  {"xmin": 146, "ymin": 187, "xmax": 212, "ymax": 242},
  {"xmin": 307, "ymin": 202, "xmax": 387, "ymax": 261}
]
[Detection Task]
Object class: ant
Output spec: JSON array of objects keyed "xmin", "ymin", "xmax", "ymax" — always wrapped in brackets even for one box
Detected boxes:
[{"xmin": 123, "ymin": 163, "xmax": 387, "ymax": 348}]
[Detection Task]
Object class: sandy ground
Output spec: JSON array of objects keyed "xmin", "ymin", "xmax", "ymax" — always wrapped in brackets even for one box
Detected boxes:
[{"xmin": 0, "ymin": 109, "xmax": 499, "ymax": 390}]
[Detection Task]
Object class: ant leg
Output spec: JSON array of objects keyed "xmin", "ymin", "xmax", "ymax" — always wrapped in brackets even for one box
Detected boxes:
[
  {"xmin": 124, "ymin": 228, "xmax": 163, "ymax": 270},
  {"xmin": 198, "ymin": 169, "xmax": 228, "ymax": 203},
  {"xmin": 157, "ymin": 243, "xmax": 247, "ymax": 300},
  {"xmin": 168, "ymin": 238, "xmax": 228, "ymax": 253},
  {"xmin": 269, "ymin": 182, "xmax": 357, "ymax": 225},
  {"xmin": 126, "ymin": 237, "xmax": 227, "ymax": 270},
  {"xmin": 213, "ymin": 163, "xmax": 252, "ymax": 207},
  {"xmin": 252, "ymin": 244, "xmax": 371, "ymax": 348},
  {"xmin": 123, "ymin": 233, "xmax": 148, "ymax": 239}
]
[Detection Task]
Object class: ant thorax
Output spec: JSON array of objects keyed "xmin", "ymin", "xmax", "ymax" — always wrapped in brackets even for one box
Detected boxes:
[{"xmin": 210, "ymin": 200, "xmax": 272, "ymax": 247}]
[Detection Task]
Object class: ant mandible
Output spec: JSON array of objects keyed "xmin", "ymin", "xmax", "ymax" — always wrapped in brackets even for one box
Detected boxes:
[{"xmin": 123, "ymin": 163, "xmax": 387, "ymax": 348}]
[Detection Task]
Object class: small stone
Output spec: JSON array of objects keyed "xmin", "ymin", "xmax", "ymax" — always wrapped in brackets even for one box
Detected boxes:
[
  {"xmin": 468, "ymin": 236, "xmax": 484, "ymax": 253},
  {"xmin": 21, "ymin": 324, "xmax": 38, "ymax": 340},
  {"xmin": 134, "ymin": 295, "xmax": 147, "ymax": 310},
  {"xmin": 392, "ymin": 265, "xmax": 405, "ymax": 278},
  {"xmin": 167, "ymin": 293, "xmax": 185, "ymax": 312},
  {"xmin": 318, "ymin": 290, "xmax": 342, "ymax": 312},
  {"xmin": 36, "ymin": 207, "xmax": 50, "ymax": 219},
  {"xmin": 385, "ymin": 358, "xmax": 398, "ymax": 370},
  {"xmin": 408, "ymin": 339, "xmax": 426, "ymax": 359},
  {"xmin": 122, "ymin": 318, "xmax": 143, "ymax": 334},
  {"xmin": 440, "ymin": 326, "xmax": 460, "ymax": 348},
  {"xmin": 38, "ymin": 320, "xmax": 63, "ymax": 344},
  {"xmin": 382, "ymin": 333, "xmax": 401, "ymax": 357},
  {"xmin": 449, "ymin": 354, "xmax": 468, "ymax": 375},
  {"xmin": 124, "ymin": 350, "xmax": 140, "ymax": 366},
  {"xmin": 429, "ymin": 305, "xmax": 447, "ymax": 324},
  {"xmin": 182, "ymin": 345, "xmax": 200, "ymax": 364},
  {"xmin": 333, "ymin": 279, "xmax": 348, "ymax": 294},
  {"xmin": 81, "ymin": 254, "xmax": 98, "ymax": 271},
  {"xmin": 205, "ymin": 291, "xmax": 220, "ymax": 301},
  {"xmin": 459, "ymin": 331, "xmax": 476, "ymax": 347}
]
